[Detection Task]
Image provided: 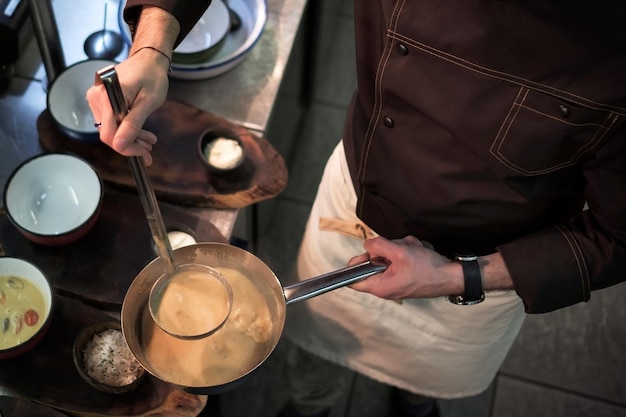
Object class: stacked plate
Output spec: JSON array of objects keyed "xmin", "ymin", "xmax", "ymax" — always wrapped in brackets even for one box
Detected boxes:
[{"xmin": 118, "ymin": 0, "xmax": 267, "ymax": 80}]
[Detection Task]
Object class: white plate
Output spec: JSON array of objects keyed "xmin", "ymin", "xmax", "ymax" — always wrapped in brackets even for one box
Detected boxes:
[
  {"xmin": 118, "ymin": 0, "xmax": 267, "ymax": 80},
  {"xmin": 173, "ymin": 0, "xmax": 230, "ymax": 56}
]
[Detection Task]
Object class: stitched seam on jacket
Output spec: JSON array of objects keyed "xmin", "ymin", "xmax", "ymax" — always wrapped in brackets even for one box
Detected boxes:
[
  {"xmin": 356, "ymin": 0, "xmax": 406, "ymax": 216},
  {"xmin": 490, "ymin": 88, "xmax": 619, "ymax": 175},
  {"xmin": 491, "ymin": 87, "xmax": 526, "ymax": 164},
  {"xmin": 390, "ymin": 32, "xmax": 626, "ymax": 116},
  {"xmin": 555, "ymin": 225, "xmax": 591, "ymax": 301}
]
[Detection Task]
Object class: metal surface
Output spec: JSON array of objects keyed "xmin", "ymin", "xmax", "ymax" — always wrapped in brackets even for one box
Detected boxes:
[
  {"xmin": 283, "ymin": 258, "xmax": 389, "ymax": 305},
  {"xmin": 166, "ymin": 0, "xmax": 308, "ymax": 132}
]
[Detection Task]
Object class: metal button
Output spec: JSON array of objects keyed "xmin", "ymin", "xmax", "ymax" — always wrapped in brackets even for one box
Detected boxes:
[
  {"xmin": 397, "ymin": 43, "xmax": 409, "ymax": 55},
  {"xmin": 383, "ymin": 116, "xmax": 394, "ymax": 128},
  {"xmin": 559, "ymin": 104, "xmax": 570, "ymax": 117}
]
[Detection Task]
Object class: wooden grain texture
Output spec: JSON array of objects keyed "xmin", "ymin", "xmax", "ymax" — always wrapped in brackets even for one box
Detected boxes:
[
  {"xmin": 0, "ymin": 295, "xmax": 206, "ymax": 417},
  {"xmin": 38, "ymin": 100, "xmax": 288, "ymax": 209}
]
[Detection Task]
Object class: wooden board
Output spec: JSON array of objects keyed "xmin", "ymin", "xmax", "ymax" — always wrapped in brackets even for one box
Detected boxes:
[
  {"xmin": 38, "ymin": 100, "xmax": 288, "ymax": 209},
  {"xmin": 0, "ymin": 295, "xmax": 206, "ymax": 417},
  {"xmin": 0, "ymin": 396, "xmax": 69, "ymax": 417},
  {"xmin": 0, "ymin": 190, "xmax": 228, "ymax": 307}
]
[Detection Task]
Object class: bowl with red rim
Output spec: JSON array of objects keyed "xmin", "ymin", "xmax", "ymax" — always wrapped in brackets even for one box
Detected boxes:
[
  {"xmin": 3, "ymin": 153, "xmax": 103, "ymax": 245},
  {"xmin": 0, "ymin": 257, "xmax": 54, "ymax": 359}
]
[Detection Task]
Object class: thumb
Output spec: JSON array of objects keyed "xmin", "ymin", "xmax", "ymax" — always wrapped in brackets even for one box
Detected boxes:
[{"xmin": 362, "ymin": 236, "xmax": 395, "ymax": 258}]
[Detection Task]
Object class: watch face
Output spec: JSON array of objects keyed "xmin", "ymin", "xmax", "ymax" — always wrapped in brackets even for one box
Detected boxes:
[{"xmin": 455, "ymin": 254, "xmax": 478, "ymax": 262}]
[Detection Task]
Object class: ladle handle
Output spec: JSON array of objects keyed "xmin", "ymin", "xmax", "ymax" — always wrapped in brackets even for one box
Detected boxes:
[
  {"xmin": 283, "ymin": 257, "xmax": 389, "ymax": 306},
  {"xmin": 95, "ymin": 65, "xmax": 175, "ymax": 272}
]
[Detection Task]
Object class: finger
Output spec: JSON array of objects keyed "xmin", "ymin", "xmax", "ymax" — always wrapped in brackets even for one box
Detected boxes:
[
  {"xmin": 421, "ymin": 240, "xmax": 434, "ymax": 250},
  {"xmin": 140, "ymin": 150, "xmax": 153, "ymax": 166},
  {"xmin": 347, "ymin": 253, "xmax": 370, "ymax": 267},
  {"xmin": 111, "ymin": 105, "xmax": 158, "ymax": 153},
  {"xmin": 86, "ymin": 85, "xmax": 105, "ymax": 124},
  {"xmin": 400, "ymin": 235, "xmax": 420, "ymax": 246},
  {"xmin": 136, "ymin": 139, "xmax": 153, "ymax": 152},
  {"xmin": 87, "ymin": 87, "xmax": 122, "ymax": 149},
  {"xmin": 97, "ymin": 112, "xmax": 121, "ymax": 150},
  {"xmin": 136, "ymin": 129, "xmax": 158, "ymax": 147},
  {"xmin": 363, "ymin": 235, "xmax": 393, "ymax": 256}
]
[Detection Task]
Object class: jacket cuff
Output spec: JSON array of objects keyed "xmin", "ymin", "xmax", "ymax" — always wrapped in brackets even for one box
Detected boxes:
[
  {"xmin": 497, "ymin": 225, "xmax": 591, "ymax": 314},
  {"xmin": 124, "ymin": 0, "xmax": 211, "ymax": 48}
]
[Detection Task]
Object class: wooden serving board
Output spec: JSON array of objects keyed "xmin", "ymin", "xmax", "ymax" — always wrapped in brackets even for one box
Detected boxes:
[
  {"xmin": 38, "ymin": 100, "xmax": 288, "ymax": 209},
  {"xmin": 0, "ymin": 190, "xmax": 228, "ymax": 307},
  {"xmin": 0, "ymin": 295, "xmax": 206, "ymax": 417},
  {"xmin": 0, "ymin": 396, "xmax": 69, "ymax": 417}
]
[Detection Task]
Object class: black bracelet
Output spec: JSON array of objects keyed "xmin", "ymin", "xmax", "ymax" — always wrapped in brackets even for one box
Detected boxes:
[{"xmin": 131, "ymin": 46, "xmax": 172, "ymax": 72}]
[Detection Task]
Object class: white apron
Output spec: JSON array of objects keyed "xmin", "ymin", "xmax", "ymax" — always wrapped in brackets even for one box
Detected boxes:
[{"xmin": 283, "ymin": 142, "xmax": 527, "ymax": 399}]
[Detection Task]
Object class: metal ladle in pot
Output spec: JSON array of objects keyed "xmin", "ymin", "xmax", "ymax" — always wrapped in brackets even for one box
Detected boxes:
[{"xmin": 96, "ymin": 66, "xmax": 233, "ymax": 340}]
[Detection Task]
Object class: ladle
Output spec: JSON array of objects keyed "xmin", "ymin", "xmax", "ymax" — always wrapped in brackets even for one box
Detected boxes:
[
  {"xmin": 96, "ymin": 65, "xmax": 233, "ymax": 340},
  {"xmin": 84, "ymin": 3, "xmax": 124, "ymax": 60}
]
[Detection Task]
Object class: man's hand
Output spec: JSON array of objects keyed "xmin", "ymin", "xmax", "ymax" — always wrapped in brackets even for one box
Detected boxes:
[{"xmin": 85, "ymin": 6, "xmax": 179, "ymax": 165}]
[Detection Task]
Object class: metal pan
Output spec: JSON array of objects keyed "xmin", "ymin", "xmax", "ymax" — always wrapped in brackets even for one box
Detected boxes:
[{"xmin": 121, "ymin": 242, "xmax": 387, "ymax": 394}]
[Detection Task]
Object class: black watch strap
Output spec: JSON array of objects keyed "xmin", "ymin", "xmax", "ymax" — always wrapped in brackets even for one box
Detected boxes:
[{"xmin": 446, "ymin": 255, "xmax": 485, "ymax": 305}]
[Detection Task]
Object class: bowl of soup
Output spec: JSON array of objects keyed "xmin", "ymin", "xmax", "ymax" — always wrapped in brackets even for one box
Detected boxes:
[
  {"xmin": 3, "ymin": 153, "xmax": 103, "ymax": 245},
  {"xmin": 0, "ymin": 257, "xmax": 54, "ymax": 359}
]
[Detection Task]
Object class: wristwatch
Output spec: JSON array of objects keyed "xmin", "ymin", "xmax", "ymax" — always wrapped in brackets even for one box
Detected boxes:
[{"xmin": 446, "ymin": 254, "xmax": 485, "ymax": 305}]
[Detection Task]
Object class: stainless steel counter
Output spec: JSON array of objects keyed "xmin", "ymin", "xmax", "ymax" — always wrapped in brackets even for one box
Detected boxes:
[{"xmin": 1, "ymin": 0, "xmax": 307, "ymax": 238}]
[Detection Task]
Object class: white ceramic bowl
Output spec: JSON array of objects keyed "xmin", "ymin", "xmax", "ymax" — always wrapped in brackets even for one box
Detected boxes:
[
  {"xmin": 0, "ymin": 257, "xmax": 54, "ymax": 359},
  {"xmin": 47, "ymin": 59, "xmax": 116, "ymax": 143},
  {"xmin": 172, "ymin": 0, "xmax": 231, "ymax": 64},
  {"xmin": 3, "ymin": 153, "xmax": 103, "ymax": 245}
]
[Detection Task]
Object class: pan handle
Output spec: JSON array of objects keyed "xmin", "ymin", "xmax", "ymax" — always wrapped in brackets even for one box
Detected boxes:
[{"xmin": 283, "ymin": 257, "xmax": 389, "ymax": 306}]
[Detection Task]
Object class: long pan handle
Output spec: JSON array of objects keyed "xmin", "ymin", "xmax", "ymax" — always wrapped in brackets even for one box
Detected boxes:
[{"xmin": 282, "ymin": 257, "xmax": 389, "ymax": 306}]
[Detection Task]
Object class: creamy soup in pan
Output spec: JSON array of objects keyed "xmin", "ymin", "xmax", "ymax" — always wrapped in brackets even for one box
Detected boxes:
[
  {"xmin": 142, "ymin": 267, "xmax": 275, "ymax": 387},
  {"xmin": 151, "ymin": 267, "xmax": 232, "ymax": 338},
  {"xmin": 0, "ymin": 275, "xmax": 46, "ymax": 349}
]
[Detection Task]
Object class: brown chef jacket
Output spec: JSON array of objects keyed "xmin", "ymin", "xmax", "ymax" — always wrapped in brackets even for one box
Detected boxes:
[
  {"xmin": 344, "ymin": 1, "xmax": 626, "ymax": 313},
  {"xmin": 124, "ymin": 0, "xmax": 626, "ymax": 314}
]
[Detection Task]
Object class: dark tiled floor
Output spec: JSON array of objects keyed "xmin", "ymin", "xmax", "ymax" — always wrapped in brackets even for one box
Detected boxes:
[{"xmin": 215, "ymin": 0, "xmax": 626, "ymax": 416}]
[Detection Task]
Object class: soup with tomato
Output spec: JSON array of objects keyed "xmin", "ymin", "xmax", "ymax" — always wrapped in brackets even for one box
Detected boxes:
[{"xmin": 0, "ymin": 275, "xmax": 46, "ymax": 350}]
